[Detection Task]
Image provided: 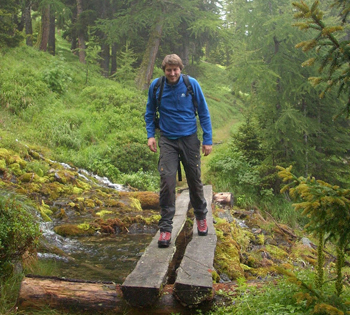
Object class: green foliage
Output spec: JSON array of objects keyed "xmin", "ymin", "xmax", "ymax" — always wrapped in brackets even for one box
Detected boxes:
[
  {"xmin": 0, "ymin": 192, "xmax": 41, "ymax": 279},
  {"xmin": 120, "ymin": 170, "xmax": 159, "ymax": 191},
  {"xmin": 0, "ymin": 66, "xmax": 49, "ymax": 115},
  {"xmin": 293, "ymin": 0, "xmax": 350, "ymax": 116},
  {"xmin": 208, "ymin": 269, "xmax": 350, "ymax": 315},
  {"xmin": 111, "ymin": 42, "xmax": 137, "ymax": 83},
  {"xmin": 0, "ymin": 272, "xmax": 23, "ymax": 315},
  {"xmin": 232, "ymin": 121, "xmax": 265, "ymax": 164},
  {"xmin": 207, "ymin": 143, "xmax": 261, "ymax": 196},
  {"xmin": 0, "ymin": 1, "xmax": 24, "ymax": 48},
  {"xmin": 42, "ymin": 62, "xmax": 72, "ymax": 94},
  {"xmin": 111, "ymin": 142, "xmax": 158, "ymax": 174},
  {"xmin": 278, "ymin": 165, "xmax": 350, "ymax": 297}
]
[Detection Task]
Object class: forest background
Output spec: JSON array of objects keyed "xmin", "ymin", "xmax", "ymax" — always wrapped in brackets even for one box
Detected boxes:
[{"xmin": 1, "ymin": 0, "xmax": 350, "ymax": 314}]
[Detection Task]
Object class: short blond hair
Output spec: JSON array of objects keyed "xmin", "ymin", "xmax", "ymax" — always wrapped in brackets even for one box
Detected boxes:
[{"xmin": 161, "ymin": 54, "xmax": 184, "ymax": 71}]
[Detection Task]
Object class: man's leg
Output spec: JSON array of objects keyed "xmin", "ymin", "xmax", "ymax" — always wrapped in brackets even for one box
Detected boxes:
[
  {"xmin": 179, "ymin": 134, "xmax": 208, "ymax": 224},
  {"xmin": 158, "ymin": 136, "xmax": 179, "ymax": 237}
]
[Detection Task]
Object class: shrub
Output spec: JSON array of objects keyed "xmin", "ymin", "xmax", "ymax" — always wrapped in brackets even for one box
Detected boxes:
[
  {"xmin": 121, "ymin": 170, "xmax": 159, "ymax": 191},
  {"xmin": 0, "ymin": 192, "xmax": 41, "ymax": 278},
  {"xmin": 111, "ymin": 142, "xmax": 158, "ymax": 174},
  {"xmin": 42, "ymin": 62, "xmax": 72, "ymax": 94}
]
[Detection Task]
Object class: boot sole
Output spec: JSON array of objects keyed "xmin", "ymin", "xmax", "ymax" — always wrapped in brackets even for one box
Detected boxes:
[
  {"xmin": 158, "ymin": 240, "xmax": 171, "ymax": 248},
  {"xmin": 198, "ymin": 229, "xmax": 208, "ymax": 236}
]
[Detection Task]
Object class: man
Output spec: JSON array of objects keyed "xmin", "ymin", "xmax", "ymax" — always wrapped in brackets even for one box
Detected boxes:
[{"xmin": 145, "ymin": 54, "xmax": 213, "ymax": 248}]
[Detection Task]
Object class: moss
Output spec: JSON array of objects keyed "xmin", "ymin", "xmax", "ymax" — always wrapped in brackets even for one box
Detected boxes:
[
  {"xmin": 84, "ymin": 199, "xmax": 95, "ymax": 208},
  {"xmin": 257, "ymin": 233, "xmax": 265, "ymax": 245},
  {"xmin": 304, "ymin": 256, "xmax": 317, "ymax": 266},
  {"xmin": 27, "ymin": 182, "xmax": 42, "ymax": 193},
  {"xmin": 39, "ymin": 200, "xmax": 53, "ymax": 222},
  {"xmin": 54, "ymin": 224, "xmax": 95, "ymax": 236},
  {"xmin": 235, "ymin": 229, "xmax": 254, "ymax": 251},
  {"xmin": 76, "ymin": 178, "xmax": 91, "ymax": 190},
  {"xmin": 0, "ymin": 148, "xmax": 10, "ymax": 160},
  {"xmin": 72, "ymin": 186, "xmax": 83, "ymax": 194},
  {"xmin": 0, "ymin": 159, "xmax": 6, "ymax": 170},
  {"xmin": 19, "ymin": 173, "xmax": 35, "ymax": 182},
  {"xmin": 96, "ymin": 210, "xmax": 113, "ymax": 219},
  {"xmin": 290, "ymin": 243, "xmax": 317, "ymax": 262},
  {"xmin": 55, "ymin": 208, "xmax": 68, "ymax": 219},
  {"xmin": 265, "ymin": 244, "xmax": 289, "ymax": 260},
  {"xmin": 214, "ymin": 228, "xmax": 244, "ymax": 280},
  {"xmin": 40, "ymin": 182, "xmax": 65, "ymax": 199},
  {"xmin": 247, "ymin": 265, "xmax": 275, "ymax": 279},
  {"xmin": 8, "ymin": 162, "xmax": 23, "ymax": 176},
  {"xmin": 211, "ymin": 269, "xmax": 220, "ymax": 283},
  {"xmin": 129, "ymin": 191, "xmax": 160, "ymax": 210},
  {"xmin": 144, "ymin": 214, "xmax": 161, "ymax": 225},
  {"xmin": 130, "ymin": 197, "xmax": 142, "ymax": 212},
  {"xmin": 28, "ymin": 150, "xmax": 40, "ymax": 160}
]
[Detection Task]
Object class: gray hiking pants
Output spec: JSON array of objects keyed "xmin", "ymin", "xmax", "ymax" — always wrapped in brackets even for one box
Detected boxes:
[{"xmin": 158, "ymin": 132, "xmax": 208, "ymax": 232}]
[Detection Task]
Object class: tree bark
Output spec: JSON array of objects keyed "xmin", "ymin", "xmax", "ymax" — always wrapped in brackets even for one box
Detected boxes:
[
  {"xmin": 39, "ymin": 5, "xmax": 50, "ymax": 51},
  {"xmin": 48, "ymin": 7, "xmax": 55, "ymax": 55},
  {"xmin": 135, "ymin": 14, "xmax": 165, "ymax": 90},
  {"xmin": 76, "ymin": 0, "xmax": 86, "ymax": 63},
  {"xmin": 100, "ymin": 43, "xmax": 110, "ymax": 77},
  {"xmin": 24, "ymin": 0, "xmax": 33, "ymax": 47},
  {"xmin": 17, "ymin": 276, "xmax": 249, "ymax": 314},
  {"xmin": 111, "ymin": 42, "xmax": 118, "ymax": 75},
  {"xmin": 181, "ymin": 38, "xmax": 190, "ymax": 67}
]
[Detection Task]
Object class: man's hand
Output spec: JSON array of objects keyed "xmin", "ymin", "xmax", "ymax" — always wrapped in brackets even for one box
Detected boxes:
[
  {"xmin": 148, "ymin": 137, "xmax": 157, "ymax": 152},
  {"xmin": 202, "ymin": 145, "xmax": 212, "ymax": 156}
]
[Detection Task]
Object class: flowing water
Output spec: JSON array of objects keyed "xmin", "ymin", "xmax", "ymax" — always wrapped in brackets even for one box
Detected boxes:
[
  {"xmin": 38, "ymin": 224, "xmax": 153, "ymax": 282},
  {"xmin": 35, "ymin": 163, "xmax": 155, "ymax": 283}
]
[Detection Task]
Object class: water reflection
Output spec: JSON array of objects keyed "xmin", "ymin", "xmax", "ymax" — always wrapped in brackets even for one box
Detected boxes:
[{"xmin": 37, "ymin": 232, "xmax": 153, "ymax": 283}]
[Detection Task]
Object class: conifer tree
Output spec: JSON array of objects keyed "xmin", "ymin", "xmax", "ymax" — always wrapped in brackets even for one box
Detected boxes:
[
  {"xmin": 225, "ymin": 0, "xmax": 350, "ymax": 188},
  {"xmin": 0, "ymin": 0, "xmax": 24, "ymax": 47}
]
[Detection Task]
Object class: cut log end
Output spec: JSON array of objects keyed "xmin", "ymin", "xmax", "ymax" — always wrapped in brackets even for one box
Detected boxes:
[{"xmin": 213, "ymin": 192, "xmax": 234, "ymax": 207}]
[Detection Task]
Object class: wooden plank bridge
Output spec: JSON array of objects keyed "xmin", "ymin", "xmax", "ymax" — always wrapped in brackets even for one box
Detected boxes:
[{"xmin": 17, "ymin": 185, "xmax": 218, "ymax": 313}]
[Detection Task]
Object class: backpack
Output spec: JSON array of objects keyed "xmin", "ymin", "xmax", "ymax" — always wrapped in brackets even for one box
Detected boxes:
[{"xmin": 153, "ymin": 74, "xmax": 198, "ymax": 129}]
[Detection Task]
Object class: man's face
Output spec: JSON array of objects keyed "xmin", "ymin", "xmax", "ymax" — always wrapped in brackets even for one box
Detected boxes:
[{"xmin": 164, "ymin": 65, "xmax": 181, "ymax": 84}]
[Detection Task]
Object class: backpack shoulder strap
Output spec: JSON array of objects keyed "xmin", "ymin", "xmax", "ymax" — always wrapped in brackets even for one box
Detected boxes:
[
  {"xmin": 153, "ymin": 76, "xmax": 165, "ymax": 110},
  {"xmin": 182, "ymin": 74, "xmax": 198, "ymax": 115}
]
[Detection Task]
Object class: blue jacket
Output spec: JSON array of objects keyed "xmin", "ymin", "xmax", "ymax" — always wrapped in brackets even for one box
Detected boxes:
[{"xmin": 145, "ymin": 74, "xmax": 212, "ymax": 145}]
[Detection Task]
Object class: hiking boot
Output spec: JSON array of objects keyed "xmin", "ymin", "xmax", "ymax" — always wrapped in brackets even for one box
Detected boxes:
[
  {"xmin": 158, "ymin": 231, "xmax": 171, "ymax": 248},
  {"xmin": 197, "ymin": 219, "xmax": 208, "ymax": 236}
]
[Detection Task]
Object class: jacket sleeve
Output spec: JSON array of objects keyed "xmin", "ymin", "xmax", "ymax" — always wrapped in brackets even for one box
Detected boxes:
[
  {"xmin": 144, "ymin": 80, "xmax": 157, "ymax": 139},
  {"xmin": 190, "ymin": 78, "xmax": 213, "ymax": 145}
]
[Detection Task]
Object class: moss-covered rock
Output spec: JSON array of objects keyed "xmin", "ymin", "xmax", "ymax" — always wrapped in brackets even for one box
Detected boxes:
[{"xmin": 54, "ymin": 223, "xmax": 96, "ymax": 236}]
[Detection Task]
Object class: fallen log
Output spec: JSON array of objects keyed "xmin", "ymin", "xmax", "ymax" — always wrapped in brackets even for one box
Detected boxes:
[
  {"xmin": 17, "ymin": 275, "xmax": 261, "ymax": 314},
  {"xmin": 213, "ymin": 192, "xmax": 234, "ymax": 207}
]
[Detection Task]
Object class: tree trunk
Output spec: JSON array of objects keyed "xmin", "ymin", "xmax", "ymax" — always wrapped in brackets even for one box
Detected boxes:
[
  {"xmin": 76, "ymin": 0, "xmax": 86, "ymax": 63},
  {"xmin": 17, "ymin": 276, "xmax": 249, "ymax": 314},
  {"xmin": 181, "ymin": 39, "xmax": 190, "ymax": 67},
  {"xmin": 111, "ymin": 42, "xmax": 118, "ymax": 75},
  {"xmin": 135, "ymin": 15, "xmax": 165, "ymax": 90},
  {"xmin": 24, "ymin": 0, "xmax": 33, "ymax": 47},
  {"xmin": 39, "ymin": 5, "xmax": 50, "ymax": 51},
  {"xmin": 100, "ymin": 43, "xmax": 110, "ymax": 77},
  {"xmin": 48, "ymin": 7, "xmax": 55, "ymax": 55}
]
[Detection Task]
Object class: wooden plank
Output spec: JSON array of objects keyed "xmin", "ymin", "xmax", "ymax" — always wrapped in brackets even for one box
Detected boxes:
[
  {"xmin": 121, "ymin": 190, "xmax": 190, "ymax": 307},
  {"xmin": 173, "ymin": 185, "xmax": 217, "ymax": 306}
]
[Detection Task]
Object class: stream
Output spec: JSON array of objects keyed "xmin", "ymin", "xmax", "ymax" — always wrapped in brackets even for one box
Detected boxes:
[{"xmin": 35, "ymin": 163, "xmax": 155, "ymax": 283}]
